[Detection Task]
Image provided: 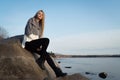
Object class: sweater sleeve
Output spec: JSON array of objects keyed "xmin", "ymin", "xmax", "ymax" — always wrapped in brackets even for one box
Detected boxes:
[
  {"xmin": 25, "ymin": 18, "xmax": 33, "ymax": 36},
  {"xmin": 24, "ymin": 18, "xmax": 39, "ymax": 40}
]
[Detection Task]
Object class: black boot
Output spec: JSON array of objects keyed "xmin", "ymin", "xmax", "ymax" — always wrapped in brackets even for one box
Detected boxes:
[
  {"xmin": 54, "ymin": 67, "xmax": 67, "ymax": 77},
  {"xmin": 45, "ymin": 53, "xmax": 67, "ymax": 77},
  {"xmin": 36, "ymin": 58, "xmax": 45, "ymax": 70}
]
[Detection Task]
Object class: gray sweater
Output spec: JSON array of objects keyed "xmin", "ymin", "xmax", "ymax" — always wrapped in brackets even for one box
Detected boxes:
[{"xmin": 25, "ymin": 17, "xmax": 42, "ymax": 38}]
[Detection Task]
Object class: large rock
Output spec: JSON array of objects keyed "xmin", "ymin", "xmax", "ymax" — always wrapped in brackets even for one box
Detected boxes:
[
  {"xmin": 56, "ymin": 73, "xmax": 89, "ymax": 80},
  {"xmin": 0, "ymin": 37, "xmax": 47, "ymax": 80},
  {"xmin": 0, "ymin": 35, "xmax": 89, "ymax": 80}
]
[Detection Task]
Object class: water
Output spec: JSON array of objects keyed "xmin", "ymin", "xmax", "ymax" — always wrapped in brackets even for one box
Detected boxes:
[{"xmin": 56, "ymin": 57, "xmax": 120, "ymax": 80}]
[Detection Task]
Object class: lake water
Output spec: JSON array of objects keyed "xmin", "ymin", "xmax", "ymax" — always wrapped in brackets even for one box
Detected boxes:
[{"xmin": 56, "ymin": 57, "xmax": 120, "ymax": 80}]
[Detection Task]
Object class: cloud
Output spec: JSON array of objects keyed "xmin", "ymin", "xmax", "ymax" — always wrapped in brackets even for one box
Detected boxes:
[{"xmin": 48, "ymin": 29, "xmax": 120, "ymax": 55}]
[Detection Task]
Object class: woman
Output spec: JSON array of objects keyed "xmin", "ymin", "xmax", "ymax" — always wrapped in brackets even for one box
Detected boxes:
[{"xmin": 22, "ymin": 10, "xmax": 67, "ymax": 77}]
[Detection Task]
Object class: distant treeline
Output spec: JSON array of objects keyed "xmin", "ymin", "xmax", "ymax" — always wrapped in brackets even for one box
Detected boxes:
[
  {"xmin": 48, "ymin": 52, "xmax": 120, "ymax": 58},
  {"xmin": 54, "ymin": 54, "xmax": 120, "ymax": 58},
  {"xmin": 71, "ymin": 55, "xmax": 120, "ymax": 58}
]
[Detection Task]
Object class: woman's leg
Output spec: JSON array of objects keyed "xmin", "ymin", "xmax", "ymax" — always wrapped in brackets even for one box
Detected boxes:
[
  {"xmin": 25, "ymin": 38, "xmax": 49, "ymax": 53},
  {"xmin": 25, "ymin": 38, "xmax": 67, "ymax": 77},
  {"xmin": 25, "ymin": 38, "xmax": 49, "ymax": 69},
  {"xmin": 45, "ymin": 52, "xmax": 67, "ymax": 77}
]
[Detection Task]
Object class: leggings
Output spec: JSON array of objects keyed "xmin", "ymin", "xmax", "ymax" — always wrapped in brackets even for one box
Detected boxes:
[
  {"xmin": 25, "ymin": 38, "xmax": 49, "ymax": 56},
  {"xmin": 25, "ymin": 38, "xmax": 57, "ymax": 69}
]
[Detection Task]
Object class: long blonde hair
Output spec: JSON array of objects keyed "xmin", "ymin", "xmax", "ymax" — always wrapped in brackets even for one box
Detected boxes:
[{"xmin": 34, "ymin": 10, "xmax": 45, "ymax": 37}]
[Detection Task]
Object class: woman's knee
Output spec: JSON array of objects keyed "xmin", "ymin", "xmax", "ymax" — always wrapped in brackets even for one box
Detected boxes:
[{"xmin": 44, "ymin": 38, "xmax": 50, "ymax": 44}]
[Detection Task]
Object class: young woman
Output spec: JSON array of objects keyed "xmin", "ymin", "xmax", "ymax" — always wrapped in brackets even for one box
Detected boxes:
[{"xmin": 22, "ymin": 10, "xmax": 67, "ymax": 77}]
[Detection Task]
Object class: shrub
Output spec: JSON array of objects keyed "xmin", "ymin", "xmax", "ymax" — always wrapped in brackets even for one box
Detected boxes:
[{"xmin": 0, "ymin": 26, "xmax": 8, "ymax": 39}]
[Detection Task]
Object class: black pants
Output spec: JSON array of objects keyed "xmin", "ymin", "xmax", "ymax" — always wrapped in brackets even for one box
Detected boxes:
[{"xmin": 25, "ymin": 38, "xmax": 57, "ymax": 69}]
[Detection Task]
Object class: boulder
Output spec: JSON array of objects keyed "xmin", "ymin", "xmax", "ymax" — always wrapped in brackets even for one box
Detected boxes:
[
  {"xmin": 56, "ymin": 73, "xmax": 89, "ymax": 80},
  {"xmin": 0, "ymin": 37, "xmax": 47, "ymax": 80},
  {"xmin": 0, "ymin": 35, "xmax": 89, "ymax": 80}
]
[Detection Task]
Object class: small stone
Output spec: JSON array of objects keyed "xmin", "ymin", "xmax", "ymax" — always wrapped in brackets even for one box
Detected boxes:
[
  {"xmin": 85, "ymin": 72, "xmax": 90, "ymax": 75},
  {"xmin": 98, "ymin": 72, "xmax": 107, "ymax": 79},
  {"xmin": 65, "ymin": 66, "xmax": 72, "ymax": 68},
  {"xmin": 58, "ymin": 61, "xmax": 61, "ymax": 63}
]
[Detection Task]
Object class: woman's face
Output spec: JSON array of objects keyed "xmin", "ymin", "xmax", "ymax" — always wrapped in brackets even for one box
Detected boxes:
[{"xmin": 37, "ymin": 11, "xmax": 43, "ymax": 20}]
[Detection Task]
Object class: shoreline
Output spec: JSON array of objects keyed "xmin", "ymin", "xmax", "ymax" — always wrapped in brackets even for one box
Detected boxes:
[{"xmin": 54, "ymin": 54, "xmax": 120, "ymax": 58}]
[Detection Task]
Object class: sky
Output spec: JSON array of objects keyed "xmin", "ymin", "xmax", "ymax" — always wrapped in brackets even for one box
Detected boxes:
[{"xmin": 0, "ymin": 0, "xmax": 120, "ymax": 55}]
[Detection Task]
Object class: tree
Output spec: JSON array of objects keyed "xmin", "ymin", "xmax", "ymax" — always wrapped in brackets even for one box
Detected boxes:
[{"xmin": 0, "ymin": 26, "xmax": 8, "ymax": 39}]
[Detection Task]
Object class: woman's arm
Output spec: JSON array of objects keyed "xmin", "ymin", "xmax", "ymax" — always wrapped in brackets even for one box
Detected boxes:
[
  {"xmin": 25, "ymin": 18, "xmax": 33, "ymax": 37},
  {"xmin": 25, "ymin": 18, "xmax": 39, "ymax": 40}
]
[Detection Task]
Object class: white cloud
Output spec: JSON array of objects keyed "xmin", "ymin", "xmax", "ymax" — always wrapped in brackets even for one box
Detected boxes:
[{"xmin": 48, "ymin": 29, "xmax": 120, "ymax": 55}]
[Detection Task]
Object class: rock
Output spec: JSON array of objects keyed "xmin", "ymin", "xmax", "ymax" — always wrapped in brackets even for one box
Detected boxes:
[
  {"xmin": 58, "ymin": 61, "xmax": 61, "ymax": 63},
  {"xmin": 0, "ymin": 37, "xmax": 47, "ymax": 80},
  {"xmin": 98, "ymin": 72, "xmax": 107, "ymax": 79},
  {"xmin": 85, "ymin": 72, "xmax": 96, "ymax": 75},
  {"xmin": 56, "ymin": 73, "xmax": 89, "ymax": 80},
  {"xmin": 0, "ymin": 35, "xmax": 89, "ymax": 80},
  {"xmin": 85, "ymin": 72, "xmax": 91, "ymax": 75},
  {"xmin": 65, "ymin": 66, "xmax": 72, "ymax": 68}
]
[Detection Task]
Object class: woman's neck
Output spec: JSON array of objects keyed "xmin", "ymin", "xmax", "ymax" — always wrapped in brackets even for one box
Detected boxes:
[{"xmin": 35, "ymin": 18, "xmax": 40, "ymax": 22}]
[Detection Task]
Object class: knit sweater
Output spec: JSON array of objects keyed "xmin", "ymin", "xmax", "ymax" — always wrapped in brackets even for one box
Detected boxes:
[{"xmin": 22, "ymin": 17, "xmax": 42, "ymax": 48}]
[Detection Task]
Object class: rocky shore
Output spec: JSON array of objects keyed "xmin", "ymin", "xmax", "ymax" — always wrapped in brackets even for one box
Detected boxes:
[{"xmin": 0, "ymin": 35, "xmax": 89, "ymax": 80}]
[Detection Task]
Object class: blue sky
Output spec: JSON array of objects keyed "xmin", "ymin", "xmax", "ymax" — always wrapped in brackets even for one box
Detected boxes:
[{"xmin": 0, "ymin": 0, "xmax": 120, "ymax": 55}]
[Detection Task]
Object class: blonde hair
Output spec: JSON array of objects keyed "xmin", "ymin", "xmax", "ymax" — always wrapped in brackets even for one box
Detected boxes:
[{"xmin": 34, "ymin": 10, "xmax": 45, "ymax": 37}]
